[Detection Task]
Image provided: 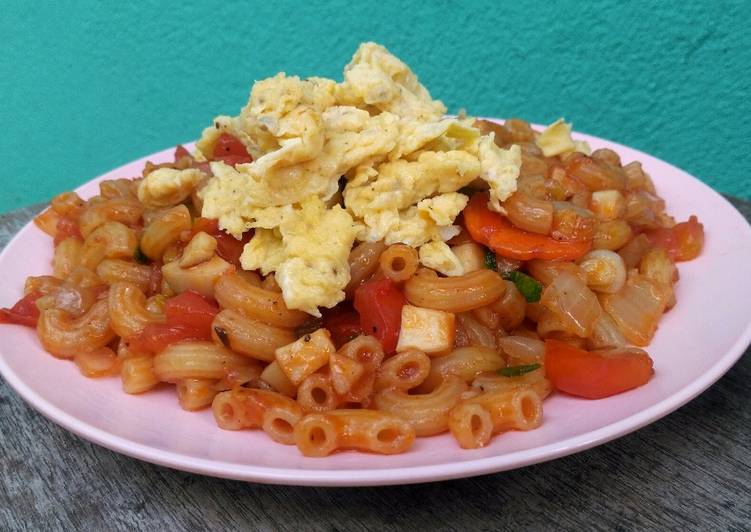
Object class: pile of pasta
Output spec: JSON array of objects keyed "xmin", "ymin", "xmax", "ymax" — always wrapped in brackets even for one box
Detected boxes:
[{"xmin": 1, "ymin": 117, "xmax": 704, "ymax": 457}]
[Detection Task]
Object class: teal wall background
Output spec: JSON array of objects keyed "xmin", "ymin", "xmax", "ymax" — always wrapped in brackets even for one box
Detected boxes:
[{"xmin": 1, "ymin": 1, "xmax": 748, "ymax": 214}]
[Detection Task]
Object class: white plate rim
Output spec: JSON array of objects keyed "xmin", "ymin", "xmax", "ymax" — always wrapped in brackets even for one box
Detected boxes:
[{"xmin": 1, "ymin": 125, "xmax": 750, "ymax": 486}]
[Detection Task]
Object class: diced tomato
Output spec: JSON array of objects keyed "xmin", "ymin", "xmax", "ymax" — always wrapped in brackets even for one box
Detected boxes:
[
  {"xmin": 174, "ymin": 144, "xmax": 191, "ymax": 161},
  {"xmin": 353, "ymin": 279, "xmax": 406, "ymax": 353},
  {"xmin": 215, "ymin": 229, "xmax": 252, "ymax": 266},
  {"xmin": 463, "ymin": 193, "xmax": 591, "ymax": 261},
  {"xmin": 53, "ymin": 216, "xmax": 82, "ymax": 246},
  {"xmin": 0, "ymin": 291, "xmax": 43, "ymax": 327},
  {"xmin": 323, "ymin": 304, "xmax": 364, "ymax": 347},
  {"xmin": 129, "ymin": 323, "xmax": 207, "ymax": 354},
  {"xmin": 130, "ymin": 291, "xmax": 220, "ymax": 352},
  {"xmin": 194, "ymin": 161, "xmax": 212, "ymax": 175},
  {"xmin": 646, "ymin": 216, "xmax": 704, "ymax": 262},
  {"xmin": 214, "ymin": 154, "xmax": 254, "ymax": 166},
  {"xmin": 173, "ymin": 144, "xmax": 213, "ymax": 175},
  {"xmin": 164, "ymin": 291, "xmax": 220, "ymax": 338},
  {"xmin": 544, "ymin": 339, "xmax": 654, "ymax": 399},
  {"xmin": 211, "ymin": 133, "xmax": 253, "ymax": 165},
  {"xmin": 190, "ymin": 217, "xmax": 253, "ymax": 266}
]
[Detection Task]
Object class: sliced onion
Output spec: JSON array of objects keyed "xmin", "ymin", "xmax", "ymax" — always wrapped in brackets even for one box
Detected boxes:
[
  {"xmin": 624, "ymin": 191, "xmax": 666, "ymax": 230},
  {"xmin": 618, "ymin": 234, "xmax": 652, "ymax": 268},
  {"xmin": 586, "ymin": 313, "xmax": 627, "ymax": 350},
  {"xmin": 456, "ymin": 313, "xmax": 497, "ymax": 350},
  {"xmin": 536, "ymin": 307, "xmax": 570, "ymax": 338},
  {"xmin": 600, "ymin": 272, "xmax": 667, "ymax": 346},
  {"xmin": 639, "ymin": 248, "xmax": 678, "ymax": 309},
  {"xmin": 498, "ymin": 336, "xmax": 544, "ymax": 365},
  {"xmin": 540, "ymin": 271, "xmax": 602, "ymax": 337},
  {"xmin": 527, "ymin": 260, "xmax": 587, "ymax": 286}
]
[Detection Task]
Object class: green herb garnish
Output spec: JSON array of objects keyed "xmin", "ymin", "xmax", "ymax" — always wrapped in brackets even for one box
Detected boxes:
[
  {"xmin": 504, "ymin": 271, "xmax": 542, "ymax": 302},
  {"xmin": 499, "ymin": 363, "xmax": 541, "ymax": 377},
  {"xmin": 133, "ymin": 246, "xmax": 149, "ymax": 264},
  {"xmin": 484, "ymin": 248, "xmax": 497, "ymax": 271}
]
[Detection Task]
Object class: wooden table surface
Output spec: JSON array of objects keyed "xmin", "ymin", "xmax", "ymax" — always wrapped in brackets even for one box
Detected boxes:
[{"xmin": 1, "ymin": 200, "xmax": 750, "ymax": 532}]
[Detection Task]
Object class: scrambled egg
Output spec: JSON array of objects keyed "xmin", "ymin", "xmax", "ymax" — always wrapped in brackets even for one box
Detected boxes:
[
  {"xmin": 418, "ymin": 242, "xmax": 464, "ymax": 277},
  {"xmin": 335, "ymin": 43, "xmax": 446, "ymax": 122},
  {"xmin": 198, "ymin": 42, "xmax": 524, "ymax": 315},
  {"xmin": 535, "ymin": 118, "xmax": 592, "ymax": 157},
  {"xmin": 138, "ymin": 168, "xmax": 205, "ymax": 209},
  {"xmin": 275, "ymin": 198, "xmax": 355, "ymax": 316}
]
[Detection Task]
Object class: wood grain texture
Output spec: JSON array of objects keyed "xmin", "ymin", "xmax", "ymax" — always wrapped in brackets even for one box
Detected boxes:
[{"xmin": 1, "ymin": 199, "xmax": 750, "ymax": 532}]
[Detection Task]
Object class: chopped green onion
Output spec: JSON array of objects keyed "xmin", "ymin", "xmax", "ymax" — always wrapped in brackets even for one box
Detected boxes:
[
  {"xmin": 504, "ymin": 271, "xmax": 542, "ymax": 302},
  {"xmin": 133, "ymin": 246, "xmax": 149, "ymax": 265},
  {"xmin": 484, "ymin": 248, "xmax": 497, "ymax": 271},
  {"xmin": 499, "ymin": 363, "xmax": 541, "ymax": 377}
]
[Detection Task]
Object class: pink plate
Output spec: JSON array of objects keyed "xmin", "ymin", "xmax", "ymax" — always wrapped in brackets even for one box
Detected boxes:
[{"xmin": 1, "ymin": 126, "xmax": 751, "ymax": 486}]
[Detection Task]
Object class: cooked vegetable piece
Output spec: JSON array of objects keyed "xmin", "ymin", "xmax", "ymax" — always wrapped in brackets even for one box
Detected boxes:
[
  {"xmin": 498, "ymin": 363, "xmax": 541, "ymax": 377},
  {"xmin": 190, "ymin": 217, "xmax": 253, "ymax": 266},
  {"xmin": 164, "ymin": 290, "xmax": 220, "ymax": 338},
  {"xmin": 323, "ymin": 304, "xmax": 364, "ymax": 347},
  {"xmin": 464, "ymin": 193, "xmax": 591, "ymax": 261},
  {"xmin": 544, "ymin": 340, "xmax": 653, "ymax": 399},
  {"xmin": 540, "ymin": 271, "xmax": 602, "ymax": 337},
  {"xmin": 484, "ymin": 248, "xmax": 497, "ymax": 270},
  {"xmin": 646, "ymin": 216, "xmax": 704, "ymax": 262},
  {"xmin": 354, "ymin": 278, "xmax": 407, "ymax": 353},
  {"xmin": 130, "ymin": 291, "xmax": 220, "ymax": 352},
  {"xmin": 129, "ymin": 324, "xmax": 207, "ymax": 353},
  {"xmin": 504, "ymin": 271, "xmax": 542, "ymax": 302},
  {"xmin": 174, "ymin": 145, "xmax": 191, "ymax": 161},
  {"xmin": 211, "ymin": 133, "xmax": 253, "ymax": 165},
  {"xmin": 0, "ymin": 291, "xmax": 43, "ymax": 327}
]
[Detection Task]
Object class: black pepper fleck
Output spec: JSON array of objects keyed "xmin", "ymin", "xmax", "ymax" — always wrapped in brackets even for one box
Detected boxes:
[
  {"xmin": 303, "ymin": 334, "xmax": 311, "ymax": 342},
  {"xmin": 214, "ymin": 326, "xmax": 230, "ymax": 347}
]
